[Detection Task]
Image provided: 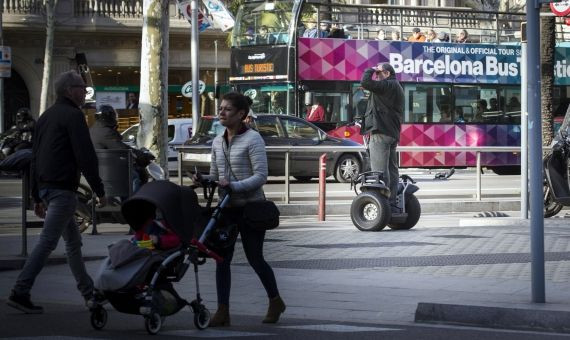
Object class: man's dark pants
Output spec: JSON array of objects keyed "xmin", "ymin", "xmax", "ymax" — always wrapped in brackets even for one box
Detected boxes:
[{"xmin": 369, "ymin": 133, "xmax": 399, "ymax": 205}]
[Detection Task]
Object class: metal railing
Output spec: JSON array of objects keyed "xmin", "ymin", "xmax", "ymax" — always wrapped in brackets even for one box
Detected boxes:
[{"xmin": 177, "ymin": 145, "xmax": 524, "ymax": 203}]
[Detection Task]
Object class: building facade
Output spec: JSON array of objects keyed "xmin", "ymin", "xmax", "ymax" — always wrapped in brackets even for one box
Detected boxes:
[{"xmin": 3, "ymin": 0, "xmax": 230, "ymax": 128}]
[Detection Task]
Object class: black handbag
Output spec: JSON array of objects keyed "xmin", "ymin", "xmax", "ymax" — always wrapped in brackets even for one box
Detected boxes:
[
  {"xmin": 221, "ymin": 143, "xmax": 280, "ymax": 231},
  {"xmin": 243, "ymin": 200, "xmax": 280, "ymax": 231}
]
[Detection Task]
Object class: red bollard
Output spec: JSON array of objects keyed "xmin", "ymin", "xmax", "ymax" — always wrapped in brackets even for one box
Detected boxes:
[{"xmin": 318, "ymin": 153, "xmax": 327, "ymax": 221}]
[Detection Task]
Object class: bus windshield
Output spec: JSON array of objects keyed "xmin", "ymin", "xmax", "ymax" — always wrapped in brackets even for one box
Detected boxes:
[{"xmin": 232, "ymin": 1, "xmax": 295, "ymax": 47}]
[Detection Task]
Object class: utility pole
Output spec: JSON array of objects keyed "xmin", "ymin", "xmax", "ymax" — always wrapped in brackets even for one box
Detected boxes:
[
  {"xmin": 0, "ymin": 0, "xmax": 4, "ymax": 133},
  {"xmin": 214, "ymin": 40, "xmax": 218, "ymax": 115},
  {"xmin": 526, "ymin": 0, "xmax": 545, "ymax": 303},
  {"xmin": 191, "ymin": 0, "xmax": 200, "ymax": 136}
]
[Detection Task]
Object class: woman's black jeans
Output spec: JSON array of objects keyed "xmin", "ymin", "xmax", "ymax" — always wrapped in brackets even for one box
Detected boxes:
[{"xmin": 216, "ymin": 207, "xmax": 279, "ymax": 305}]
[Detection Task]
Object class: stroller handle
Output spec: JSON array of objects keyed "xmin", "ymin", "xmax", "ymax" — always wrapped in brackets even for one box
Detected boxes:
[{"xmin": 191, "ymin": 238, "xmax": 223, "ymax": 263}]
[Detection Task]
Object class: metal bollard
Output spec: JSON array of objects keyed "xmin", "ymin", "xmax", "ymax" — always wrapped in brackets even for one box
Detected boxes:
[{"xmin": 318, "ymin": 153, "xmax": 327, "ymax": 221}]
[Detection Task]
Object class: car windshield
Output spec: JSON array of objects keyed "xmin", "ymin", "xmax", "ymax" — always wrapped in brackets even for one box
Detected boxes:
[
  {"xmin": 122, "ymin": 124, "xmax": 175, "ymax": 142},
  {"xmin": 195, "ymin": 118, "xmax": 225, "ymax": 138}
]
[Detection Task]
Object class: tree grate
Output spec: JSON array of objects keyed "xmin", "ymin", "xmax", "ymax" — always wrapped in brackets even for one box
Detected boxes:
[
  {"xmin": 237, "ymin": 252, "xmax": 570, "ymax": 270},
  {"xmin": 290, "ymin": 242, "xmax": 440, "ymax": 249},
  {"xmin": 429, "ymin": 235, "xmax": 489, "ymax": 239}
]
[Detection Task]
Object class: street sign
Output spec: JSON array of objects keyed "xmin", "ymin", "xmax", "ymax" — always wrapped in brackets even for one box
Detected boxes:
[
  {"xmin": 0, "ymin": 46, "xmax": 12, "ymax": 78},
  {"xmin": 550, "ymin": 0, "xmax": 570, "ymax": 16},
  {"xmin": 181, "ymin": 80, "xmax": 206, "ymax": 97}
]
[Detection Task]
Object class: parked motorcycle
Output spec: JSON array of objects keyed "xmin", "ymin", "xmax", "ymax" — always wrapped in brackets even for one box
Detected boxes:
[
  {"xmin": 76, "ymin": 148, "xmax": 165, "ymax": 233},
  {"xmin": 0, "ymin": 129, "xmax": 26, "ymax": 160},
  {"xmin": 350, "ymin": 171, "xmax": 421, "ymax": 231},
  {"xmin": 543, "ymin": 108, "xmax": 570, "ymax": 218}
]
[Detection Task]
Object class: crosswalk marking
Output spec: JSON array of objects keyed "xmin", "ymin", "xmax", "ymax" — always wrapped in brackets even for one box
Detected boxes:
[
  {"xmin": 279, "ymin": 324, "xmax": 401, "ymax": 332},
  {"xmin": 160, "ymin": 329, "xmax": 274, "ymax": 337}
]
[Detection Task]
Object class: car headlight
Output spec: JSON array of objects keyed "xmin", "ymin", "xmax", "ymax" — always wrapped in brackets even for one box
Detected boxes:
[{"xmin": 183, "ymin": 153, "xmax": 212, "ymax": 162}]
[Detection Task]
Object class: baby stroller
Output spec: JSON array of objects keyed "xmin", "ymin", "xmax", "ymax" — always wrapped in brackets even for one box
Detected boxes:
[{"xmin": 90, "ymin": 180, "xmax": 230, "ymax": 335}]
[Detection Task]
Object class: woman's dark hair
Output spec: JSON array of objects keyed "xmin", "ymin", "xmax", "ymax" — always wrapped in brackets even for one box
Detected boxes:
[{"xmin": 222, "ymin": 92, "xmax": 251, "ymax": 118}]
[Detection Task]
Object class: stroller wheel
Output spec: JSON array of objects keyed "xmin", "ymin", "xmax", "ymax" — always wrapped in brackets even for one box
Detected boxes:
[
  {"xmin": 90, "ymin": 306, "xmax": 107, "ymax": 330},
  {"xmin": 194, "ymin": 306, "xmax": 211, "ymax": 330},
  {"xmin": 145, "ymin": 312, "xmax": 162, "ymax": 335}
]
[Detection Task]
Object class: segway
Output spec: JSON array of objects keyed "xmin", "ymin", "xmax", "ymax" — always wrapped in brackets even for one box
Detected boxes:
[{"xmin": 350, "ymin": 171, "xmax": 421, "ymax": 231}]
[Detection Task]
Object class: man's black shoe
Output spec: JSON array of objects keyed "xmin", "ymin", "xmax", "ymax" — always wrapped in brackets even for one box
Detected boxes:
[{"xmin": 7, "ymin": 292, "xmax": 43, "ymax": 314}]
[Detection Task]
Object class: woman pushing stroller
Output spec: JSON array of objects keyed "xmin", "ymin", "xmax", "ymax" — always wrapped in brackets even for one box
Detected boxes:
[{"xmin": 193, "ymin": 92, "xmax": 286, "ymax": 326}]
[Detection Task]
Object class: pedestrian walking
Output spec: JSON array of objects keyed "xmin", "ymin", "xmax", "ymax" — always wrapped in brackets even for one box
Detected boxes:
[
  {"xmin": 360, "ymin": 63, "xmax": 404, "ymax": 211},
  {"xmin": 193, "ymin": 92, "xmax": 285, "ymax": 327},
  {"xmin": 7, "ymin": 70, "xmax": 107, "ymax": 314}
]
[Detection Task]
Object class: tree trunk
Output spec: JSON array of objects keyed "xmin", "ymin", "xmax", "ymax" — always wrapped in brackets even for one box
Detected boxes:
[
  {"xmin": 540, "ymin": 10, "xmax": 555, "ymax": 151},
  {"xmin": 39, "ymin": 0, "xmax": 58, "ymax": 114},
  {"xmin": 137, "ymin": 0, "xmax": 169, "ymax": 176}
]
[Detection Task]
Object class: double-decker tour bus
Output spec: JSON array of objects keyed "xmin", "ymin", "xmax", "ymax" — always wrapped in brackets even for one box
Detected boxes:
[{"xmin": 228, "ymin": 0, "xmax": 570, "ymax": 174}]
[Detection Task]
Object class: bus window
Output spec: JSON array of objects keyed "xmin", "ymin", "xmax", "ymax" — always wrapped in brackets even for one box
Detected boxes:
[
  {"xmin": 352, "ymin": 86, "xmax": 368, "ymax": 121},
  {"xmin": 455, "ymin": 86, "xmax": 508, "ymax": 124},
  {"xmin": 232, "ymin": 1, "xmax": 295, "ymax": 47},
  {"xmin": 404, "ymin": 84, "xmax": 452, "ymax": 123},
  {"xmin": 241, "ymin": 84, "xmax": 293, "ymax": 115},
  {"xmin": 308, "ymin": 92, "xmax": 349, "ymax": 123},
  {"xmin": 504, "ymin": 88, "xmax": 521, "ymax": 124}
]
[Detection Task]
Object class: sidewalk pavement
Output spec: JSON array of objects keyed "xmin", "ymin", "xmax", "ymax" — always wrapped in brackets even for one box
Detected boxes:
[{"xmin": 2, "ymin": 213, "xmax": 570, "ymax": 334}]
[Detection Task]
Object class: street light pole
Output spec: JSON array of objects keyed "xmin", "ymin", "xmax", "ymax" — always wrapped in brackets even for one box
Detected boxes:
[
  {"xmin": 191, "ymin": 0, "xmax": 200, "ymax": 136},
  {"xmin": 214, "ymin": 40, "xmax": 218, "ymax": 115}
]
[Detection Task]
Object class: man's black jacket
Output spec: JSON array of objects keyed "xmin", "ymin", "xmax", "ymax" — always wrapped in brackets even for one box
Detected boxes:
[
  {"xmin": 31, "ymin": 97, "xmax": 105, "ymax": 202},
  {"xmin": 360, "ymin": 68, "xmax": 404, "ymax": 140}
]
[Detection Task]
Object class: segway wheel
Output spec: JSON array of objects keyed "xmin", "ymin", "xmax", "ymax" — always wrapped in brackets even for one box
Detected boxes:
[
  {"xmin": 544, "ymin": 182, "xmax": 564, "ymax": 218},
  {"xmin": 351, "ymin": 191, "xmax": 391, "ymax": 231},
  {"xmin": 194, "ymin": 306, "xmax": 211, "ymax": 330},
  {"xmin": 145, "ymin": 312, "xmax": 162, "ymax": 335},
  {"xmin": 90, "ymin": 306, "xmax": 107, "ymax": 330},
  {"xmin": 388, "ymin": 194, "xmax": 421, "ymax": 230}
]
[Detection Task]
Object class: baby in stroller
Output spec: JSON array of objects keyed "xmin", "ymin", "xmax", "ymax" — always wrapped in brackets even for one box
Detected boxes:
[
  {"xmin": 132, "ymin": 212, "xmax": 181, "ymax": 250},
  {"xmin": 90, "ymin": 180, "xmax": 225, "ymax": 334}
]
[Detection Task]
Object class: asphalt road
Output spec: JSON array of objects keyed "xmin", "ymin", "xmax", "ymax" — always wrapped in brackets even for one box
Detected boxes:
[{"xmin": 1, "ymin": 301, "xmax": 565, "ymax": 339}]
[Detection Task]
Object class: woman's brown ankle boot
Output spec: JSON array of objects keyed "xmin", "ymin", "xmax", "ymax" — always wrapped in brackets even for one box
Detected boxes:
[
  {"xmin": 262, "ymin": 296, "xmax": 286, "ymax": 323},
  {"xmin": 209, "ymin": 304, "xmax": 230, "ymax": 327}
]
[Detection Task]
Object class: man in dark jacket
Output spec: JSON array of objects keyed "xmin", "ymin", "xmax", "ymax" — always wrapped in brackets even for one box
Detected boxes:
[
  {"xmin": 7, "ymin": 70, "xmax": 107, "ymax": 314},
  {"xmin": 360, "ymin": 63, "xmax": 404, "ymax": 209},
  {"xmin": 89, "ymin": 104, "xmax": 149, "ymax": 192}
]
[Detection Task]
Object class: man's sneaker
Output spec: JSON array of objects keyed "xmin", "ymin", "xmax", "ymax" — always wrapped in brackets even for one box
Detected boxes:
[{"xmin": 7, "ymin": 292, "xmax": 43, "ymax": 314}]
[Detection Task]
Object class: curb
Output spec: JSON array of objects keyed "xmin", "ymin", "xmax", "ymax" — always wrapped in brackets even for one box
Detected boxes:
[
  {"xmin": 276, "ymin": 200, "xmax": 521, "ymax": 216},
  {"xmin": 415, "ymin": 302, "xmax": 570, "ymax": 334},
  {"xmin": 0, "ymin": 255, "xmax": 106, "ymax": 272}
]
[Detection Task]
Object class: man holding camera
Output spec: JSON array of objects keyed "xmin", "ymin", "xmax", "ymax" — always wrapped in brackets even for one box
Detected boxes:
[{"xmin": 360, "ymin": 63, "xmax": 404, "ymax": 211}]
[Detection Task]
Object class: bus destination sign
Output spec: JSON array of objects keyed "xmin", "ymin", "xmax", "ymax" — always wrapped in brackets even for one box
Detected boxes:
[
  {"xmin": 230, "ymin": 46, "xmax": 289, "ymax": 82},
  {"xmin": 242, "ymin": 62, "xmax": 275, "ymax": 74}
]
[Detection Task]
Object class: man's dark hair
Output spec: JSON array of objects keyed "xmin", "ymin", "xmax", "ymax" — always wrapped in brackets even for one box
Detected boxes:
[{"xmin": 382, "ymin": 63, "xmax": 396, "ymax": 77}]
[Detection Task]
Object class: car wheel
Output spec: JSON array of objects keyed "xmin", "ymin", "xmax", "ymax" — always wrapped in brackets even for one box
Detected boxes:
[{"xmin": 334, "ymin": 154, "xmax": 361, "ymax": 183}]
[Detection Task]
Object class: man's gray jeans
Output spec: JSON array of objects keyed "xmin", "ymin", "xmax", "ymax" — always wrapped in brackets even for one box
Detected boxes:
[
  {"xmin": 369, "ymin": 133, "xmax": 399, "ymax": 204},
  {"xmin": 13, "ymin": 189, "xmax": 93, "ymax": 298}
]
